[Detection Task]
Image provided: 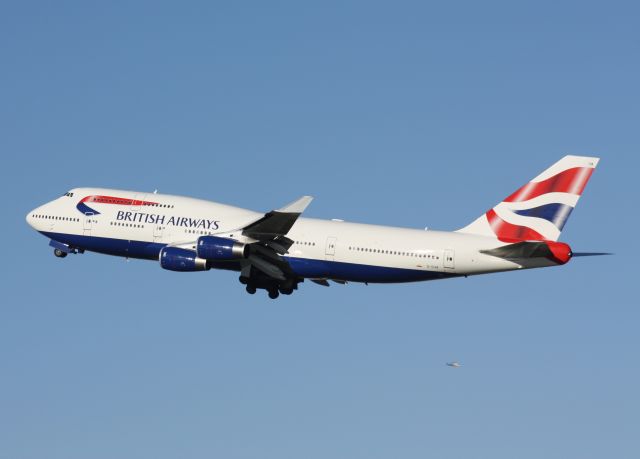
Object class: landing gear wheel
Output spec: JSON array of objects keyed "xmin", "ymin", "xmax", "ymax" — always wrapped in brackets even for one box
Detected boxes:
[
  {"xmin": 279, "ymin": 287, "xmax": 294, "ymax": 295},
  {"xmin": 268, "ymin": 288, "xmax": 279, "ymax": 299},
  {"xmin": 54, "ymin": 248, "xmax": 67, "ymax": 258},
  {"xmin": 246, "ymin": 285, "xmax": 256, "ymax": 295}
]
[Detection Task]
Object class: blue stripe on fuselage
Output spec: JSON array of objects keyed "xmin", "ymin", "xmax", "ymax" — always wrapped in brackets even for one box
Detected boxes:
[
  {"xmin": 40, "ymin": 232, "xmax": 454, "ymax": 283},
  {"xmin": 76, "ymin": 202, "xmax": 101, "ymax": 216}
]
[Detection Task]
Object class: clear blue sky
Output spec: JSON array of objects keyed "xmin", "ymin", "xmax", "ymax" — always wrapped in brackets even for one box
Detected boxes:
[{"xmin": 1, "ymin": 1, "xmax": 638, "ymax": 458}]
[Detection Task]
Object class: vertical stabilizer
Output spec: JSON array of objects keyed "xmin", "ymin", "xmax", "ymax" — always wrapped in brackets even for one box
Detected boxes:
[{"xmin": 457, "ymin": 155, "xmax": 599, "ymax": 242}]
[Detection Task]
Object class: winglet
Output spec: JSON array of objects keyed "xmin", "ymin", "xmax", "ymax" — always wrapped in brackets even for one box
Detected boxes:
[{"xmin": 277, "ymin": 196, "xmax": 313, "ymax": 214}]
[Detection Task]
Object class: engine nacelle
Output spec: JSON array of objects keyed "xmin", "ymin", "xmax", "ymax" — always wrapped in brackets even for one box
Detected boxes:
[
  {"xmin": 159, "ymin": 247, "xmax": 208, "ymax": 272},
  {"xmin": 197, "ymin": 236, "xmax": 248, "ymax": 260}
]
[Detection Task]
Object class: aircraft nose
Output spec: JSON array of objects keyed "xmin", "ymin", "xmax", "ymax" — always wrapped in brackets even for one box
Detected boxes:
[
  {"xmin": 26, "ymin": 209, "xmax": 35, "ymax": 228},
  {"xmin": 26, "ymin": 205, "xmax": 44, "ymax": 229}
]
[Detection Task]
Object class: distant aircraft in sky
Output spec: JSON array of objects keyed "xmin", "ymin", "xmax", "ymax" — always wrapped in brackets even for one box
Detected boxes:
[
  {"xmin": 26, "ymin": 155, "xmax": 604, "ymax": 299},
  {"xmin": 446, "ymin": 362, "xmax": 462, "ymax": 368}
]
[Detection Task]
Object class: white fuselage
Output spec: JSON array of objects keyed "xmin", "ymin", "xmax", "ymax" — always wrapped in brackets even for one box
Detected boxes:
[{"xmin": 26, "ymin": 188, "xmax": 558, "ymax": 284}]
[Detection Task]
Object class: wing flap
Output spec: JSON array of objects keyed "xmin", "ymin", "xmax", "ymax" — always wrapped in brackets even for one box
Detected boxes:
[{"xmin": 248, "ymin": 254, "xmax": 286, "ymax": 281}]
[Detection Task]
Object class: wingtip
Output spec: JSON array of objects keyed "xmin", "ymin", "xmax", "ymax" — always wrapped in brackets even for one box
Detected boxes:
[{"xmin": 277, "ymin": 195, "xmax": 314, "ymax": 213}]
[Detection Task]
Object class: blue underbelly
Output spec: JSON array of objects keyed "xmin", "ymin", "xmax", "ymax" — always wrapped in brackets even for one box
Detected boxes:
[
  {"xmin": 41, "ymin": 232, "xmax": 455, "ymax": 283},
  {"xmin": 42, "ymin": 231, "xmax": 164, "ymax": 260},
  {"xmin": 285, "ymin": 257, "xmax": 454, "ymax": 283}
]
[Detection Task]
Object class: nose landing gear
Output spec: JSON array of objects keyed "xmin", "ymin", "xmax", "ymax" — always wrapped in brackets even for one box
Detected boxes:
[{"xmin": 50, "ymin": 240, "xmax": 83, "ymax": 258}]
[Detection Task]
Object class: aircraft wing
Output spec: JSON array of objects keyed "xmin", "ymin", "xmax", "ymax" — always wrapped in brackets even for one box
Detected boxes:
[
  {"xmin": 242, "ymin": 196, "xmax": 313, "ymax": 241},
  {"xmin": 238, "ymin": 196, "xmax": 313, "ymax": 283}
]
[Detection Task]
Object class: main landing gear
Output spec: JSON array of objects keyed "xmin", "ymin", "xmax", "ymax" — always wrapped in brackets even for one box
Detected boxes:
[
  {"xmin": 53, "ymin": 248, "xmax": 67, "ymax": 258},
  {"xmin": 239, "ymin": 274, "xmax": 299, "ymax": 299}
]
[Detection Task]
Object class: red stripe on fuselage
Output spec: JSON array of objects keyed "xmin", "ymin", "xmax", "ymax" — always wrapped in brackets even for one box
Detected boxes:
[
  {"xmin": 504, "ymin": 167, "xmax": 594, "ymax": 202},
  {"xmin": 80, "ymin": 195, "xmax": 158, "ymax": 206}
]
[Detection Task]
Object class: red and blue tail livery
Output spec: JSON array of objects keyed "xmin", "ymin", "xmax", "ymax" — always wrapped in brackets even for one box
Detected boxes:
[
  {"xmin": 458, "ymin": 156, "xmax": 599, "ymax": 242},
  {"xmin": 27, "ymin": 156, "xmax": 604, "ymax": 299}
]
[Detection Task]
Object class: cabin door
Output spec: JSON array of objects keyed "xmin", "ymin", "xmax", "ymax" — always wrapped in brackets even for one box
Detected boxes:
[
  {"xmin": 83, "ymin": 213, "xmax": 93, "ymax": 236},
  {"xmin": 153, "ymin": 224, "xmax": 164, "ymax": 243},
  {"xmin": 443, "ymin": 249, "xmax": 455, "ymax": 269},
  {"xmin": 325, "ymin": 237, "xmax": 337, "ymax": 261}
]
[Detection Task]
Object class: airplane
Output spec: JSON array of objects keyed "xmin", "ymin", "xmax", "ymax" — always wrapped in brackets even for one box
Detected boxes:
[
  {"xmin": 446, "ymin": 362, "xmax": 462, "ymax": 368},
  {"xmin": 26, "ymin": 155, "xmax": 603, "ymax": 299}
]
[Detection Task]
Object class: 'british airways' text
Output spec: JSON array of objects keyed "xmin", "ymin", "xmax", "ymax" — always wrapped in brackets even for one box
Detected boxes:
[{"xmin": 116, "ymin": 211, "xmax": 220, "ymax": 230}]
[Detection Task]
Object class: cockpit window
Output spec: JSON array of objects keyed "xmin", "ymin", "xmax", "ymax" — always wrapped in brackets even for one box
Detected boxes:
[{"xmin": 63, "ymin": 192, "xmax": 74, "ymax": 197}]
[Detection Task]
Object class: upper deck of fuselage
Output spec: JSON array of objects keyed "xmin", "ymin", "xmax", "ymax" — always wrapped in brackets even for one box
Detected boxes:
[
  {"xmin": 28, "ymin": 187, "xmax": 263, "ymax": 233},
  {"xmin": 68, "ymin": 187, "xmax": 261, "ymax": 216},
  {"xmin": 27, "ymin": 187, "xmax": 502, "ymax": 254}
]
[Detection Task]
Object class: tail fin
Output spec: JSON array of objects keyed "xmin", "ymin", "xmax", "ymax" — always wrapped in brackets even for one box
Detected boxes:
[{"xmin": 457, "ymin": 155, "xmax": 600, "ymax": 242}]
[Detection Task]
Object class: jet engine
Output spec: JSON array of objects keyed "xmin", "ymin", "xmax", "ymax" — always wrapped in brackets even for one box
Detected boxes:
[
  {"xmin": 197, "ymin": 236, "xmax": 248, "ymax": 260},
  {"xmin": 159, "ymin": 247, "xmax": 208, "ymax": 272}
]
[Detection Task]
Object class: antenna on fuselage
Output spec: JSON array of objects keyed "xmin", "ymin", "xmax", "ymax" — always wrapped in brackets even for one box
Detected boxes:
[{"xmin": 153, "ymin": 189, "xmax": 158, "ymax": 194}]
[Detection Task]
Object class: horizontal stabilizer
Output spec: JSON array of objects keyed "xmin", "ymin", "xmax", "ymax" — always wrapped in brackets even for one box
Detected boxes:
[
  {"xmin": 480, "ymin": 240, "xmax": 573, "ymax": 265},
  {"xmin": 481, "ymin": 241, "xmax": 552, "ymax": 259}
]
